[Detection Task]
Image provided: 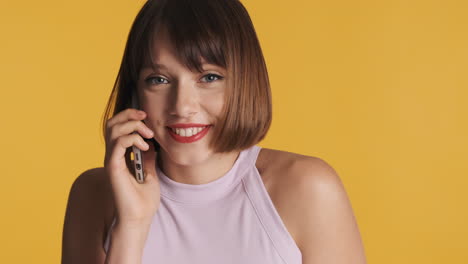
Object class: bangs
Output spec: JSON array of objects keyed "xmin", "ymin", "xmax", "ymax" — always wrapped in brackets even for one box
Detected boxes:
[{"xmin": 141, "ymin": 0, "xmax": 228, "ymax": 74}]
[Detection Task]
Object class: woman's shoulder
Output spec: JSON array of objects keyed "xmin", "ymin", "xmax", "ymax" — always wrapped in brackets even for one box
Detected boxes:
[
  {"xmin": 255, "ymin": 147, "xmax": 345, "ymax": 249},
  {"xmin": 72, "ymin": 167, "xmax": 115, "ymax": 242},
  {"xmin": 256, "ymin": 148, "xmax": 343, "ymax": 206},
  {"xmin": 256, "ymin": 147, "xmax": 337, "ymax": 182},
  {"xmin": 255, "ymin": 147, "xmax": 341, "ymax": 208}
]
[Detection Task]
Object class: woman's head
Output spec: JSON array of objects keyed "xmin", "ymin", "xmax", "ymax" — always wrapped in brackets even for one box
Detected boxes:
[{"xmin": 102, "ymin": 0, "xmax": 272, "ymax": 161}]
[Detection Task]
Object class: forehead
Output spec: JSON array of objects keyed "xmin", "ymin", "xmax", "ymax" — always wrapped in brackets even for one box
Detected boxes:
[
  {"xmin": 142, "ymin": 30, "xmax": 177, "ymax": 67},
  {"xmin": 140, "ymin": 25, "xmax": 226, "ymax": 74},
  {"xmin": 142, "ymin": 38, "xmax": 221, "ymax": 72}
]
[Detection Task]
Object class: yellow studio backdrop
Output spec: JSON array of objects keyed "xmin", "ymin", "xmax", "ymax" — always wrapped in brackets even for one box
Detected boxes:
[{"xmin": 0, "ymin": 0, "xmax": 466, "ymax": 263}]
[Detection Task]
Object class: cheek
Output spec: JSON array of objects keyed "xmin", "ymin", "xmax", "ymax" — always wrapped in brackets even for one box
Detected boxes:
[
  {"xmin": 142, "ymin": 99, "xmax": 167, "ymax": 130},
  {"xmin": 202, "ymin": 91, "xmax": 225, "ymax": 116}
]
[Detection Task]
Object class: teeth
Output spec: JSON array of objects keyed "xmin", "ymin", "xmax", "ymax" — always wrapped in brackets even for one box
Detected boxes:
[{"xmin": 171, "ymin": 127, "xmax": 207, "ymax": 137}]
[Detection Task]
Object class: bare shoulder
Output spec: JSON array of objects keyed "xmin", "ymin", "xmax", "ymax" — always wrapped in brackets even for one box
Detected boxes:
[
  {"xmin": 256, "ymin": 147, "xmax": 337, "ymax": 196},
  {"xmin": 256, "ymin": 147, "xmax": 329, "ymax": 177},
  {"xmin": 71, "ymin": 167, "xmax": 115, "ymax": 232},
  {"xmin": 256, "ymin": 148, "xmax": 366, "ymax": 263},
  {"xmin": 62, "ymin": 167, "xmax": 115, "ymax": 263}
]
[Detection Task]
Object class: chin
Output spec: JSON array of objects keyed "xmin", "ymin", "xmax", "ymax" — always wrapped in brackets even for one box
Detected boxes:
[{"xmin": 161, "ymin": 144, "xmax": 213, "ymax": 166}]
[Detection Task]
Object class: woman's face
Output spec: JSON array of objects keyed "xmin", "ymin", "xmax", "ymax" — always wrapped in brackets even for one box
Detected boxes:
[{"xmin": 137, "ymin": 32, "xmax": 227, "ymax": 165}]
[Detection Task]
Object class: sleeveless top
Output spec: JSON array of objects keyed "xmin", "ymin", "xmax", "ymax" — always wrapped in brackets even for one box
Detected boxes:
[{"xmin": 103, "ymin": 145, "xmax": 302, "ymax": 264}]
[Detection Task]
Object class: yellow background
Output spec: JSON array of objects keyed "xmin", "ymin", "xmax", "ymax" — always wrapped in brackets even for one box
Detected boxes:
[{"xmin": 1, "ymin": 0, "xmax": 466, "ymax": 263}]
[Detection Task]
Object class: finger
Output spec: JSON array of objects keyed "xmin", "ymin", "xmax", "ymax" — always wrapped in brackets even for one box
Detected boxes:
[
  {"xmin": 109, "ymin": 120, "xmax": 154, "ymax": 142},
  {"xmin": 106, "ymin": 108, "xmax": 146, "ymax": 131},
  {"xmin": 108, "ymin": 133, "xmax": 150, "ymax": 172}
]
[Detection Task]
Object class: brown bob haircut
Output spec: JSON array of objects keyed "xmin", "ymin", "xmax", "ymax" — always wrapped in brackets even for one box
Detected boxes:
[{"xmin": 101, "ymin": 0, "xmax": 272, "ymax": 154}]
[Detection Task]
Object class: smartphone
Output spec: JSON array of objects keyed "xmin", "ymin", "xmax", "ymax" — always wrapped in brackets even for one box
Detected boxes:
[{"xmin": 131, "ymin": 89, "xmax": 145, "ymax": 184}]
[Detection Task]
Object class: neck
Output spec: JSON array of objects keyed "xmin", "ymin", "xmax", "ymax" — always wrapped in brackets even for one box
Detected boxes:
[{"xmin": 157, "ymin": 149, "xmax": 241, "ymax": 185}]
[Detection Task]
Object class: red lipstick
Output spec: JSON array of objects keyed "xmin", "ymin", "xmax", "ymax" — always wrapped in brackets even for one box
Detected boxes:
[{"xmin": 166, "ymin": 125, "xmax": 211, "ymax": 143}]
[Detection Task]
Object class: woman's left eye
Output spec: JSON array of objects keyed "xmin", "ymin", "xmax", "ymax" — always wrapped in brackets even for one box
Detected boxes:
[
  {"xmin": 201, "ymin": 74, "xmax": 223, "ymax": 83},
  {"xmin": 144, "ymin": 74, "xmax": 223, "ymax": 86},
  {"xmin": 144, "ymin": 76, "xmax": 168, "ymax": 85}
]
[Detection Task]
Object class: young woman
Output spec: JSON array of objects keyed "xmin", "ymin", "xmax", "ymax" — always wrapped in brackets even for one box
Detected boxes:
[{"xmin": 62, "ymin": 0, "xmax": 367, "ymax": 263}]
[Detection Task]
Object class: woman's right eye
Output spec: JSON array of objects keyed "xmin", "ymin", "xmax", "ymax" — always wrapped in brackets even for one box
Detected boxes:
[{"xmin": 144, "ymin": 76, "xmax": 168, "ymax": 86}]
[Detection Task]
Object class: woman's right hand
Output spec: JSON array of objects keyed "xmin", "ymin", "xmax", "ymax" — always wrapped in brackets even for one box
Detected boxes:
[{"xmin": 103, "ymin": 108, "xmax": 161, "ymax": 228}]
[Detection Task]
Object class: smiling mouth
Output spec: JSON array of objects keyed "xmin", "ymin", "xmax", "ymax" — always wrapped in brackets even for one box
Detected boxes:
[
  {"xmin": 167, "ymin": 126, "xmax": 211, "ymax": 137},
  {"xmin": 166, "ymin": 125, "xmax": 212, "ymax": 143}
]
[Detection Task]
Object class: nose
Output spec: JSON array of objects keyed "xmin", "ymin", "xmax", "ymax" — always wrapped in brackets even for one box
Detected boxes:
[{"xmin": 168, "ymin": 79, "xmax": 199, "ymax": 118}]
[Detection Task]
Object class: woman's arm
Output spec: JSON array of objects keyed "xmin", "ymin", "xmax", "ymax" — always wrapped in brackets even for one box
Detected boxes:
[
  {"xmin": 104, "ymin": 223, "xmax": 151, "ymax": 264},
  {"xmin": 62, "ymin": 168, "xmax": 152, "ymax": 264},
  {"xmin": 62, "ymin": 169, "xmax": 109, "ymax": 263}
]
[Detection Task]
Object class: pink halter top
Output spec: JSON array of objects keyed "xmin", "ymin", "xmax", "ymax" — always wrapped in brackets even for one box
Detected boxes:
[{"xmin": 103, "ymin": 145, "xmax": 302, "ymax": 263}]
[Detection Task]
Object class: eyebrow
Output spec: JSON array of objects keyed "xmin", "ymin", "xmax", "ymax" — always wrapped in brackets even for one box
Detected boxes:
[
  {"xmin": 141, "ymin": 63, "xmax": 168, "ymax": 70},
  {"xmin": 141, "ymin": 62, "xmax": 224, "ymax": 72}
]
